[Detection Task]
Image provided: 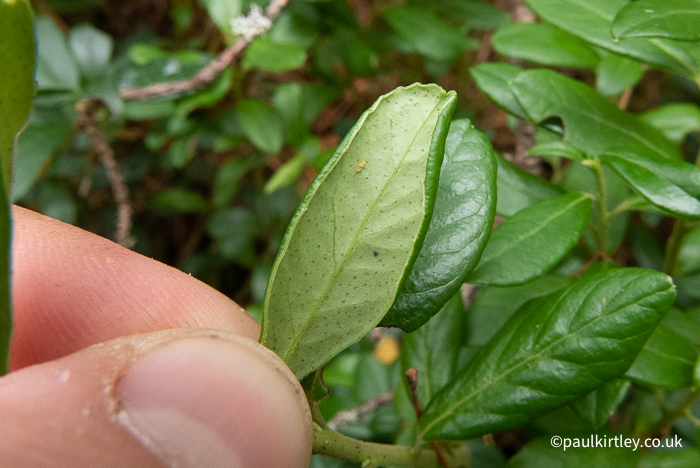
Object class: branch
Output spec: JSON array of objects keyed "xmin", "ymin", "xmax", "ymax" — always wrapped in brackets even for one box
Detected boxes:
[
  {"xmin": 77, "ymin": 99, "xmax": 133, "ymax": 248},
  {"xmin": 326, "ymin": 392, "xmax": 394, "ymax": 431},
  {"xmin": 119, "ymin": 0, "xmax": 290, "ymax": 101}
]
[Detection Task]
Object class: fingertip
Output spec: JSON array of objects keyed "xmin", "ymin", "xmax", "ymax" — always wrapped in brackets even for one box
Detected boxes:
[{"xmin": 114, "ymin": 333, "xmax": 312, "ymax": 468}]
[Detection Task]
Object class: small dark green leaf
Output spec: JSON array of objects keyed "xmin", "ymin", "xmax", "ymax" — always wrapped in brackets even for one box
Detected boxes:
[
  {"xmin": 627, "ymin": 309, "xmax": 700, "ymax": 388},
  {"xmin": 640, "ymin": 103, "xmax": 700, "ymax": 144},
  {"xmin": 494, "ymin": 152, "xmax": 563, "ymax": 216},
  {"xmin": 384, "ymin": 6, "xmax": 477, "ymax": 62},
  {"xmin": 68, "ymin": 24, "xmax": 113, "ymax": 79},
  {"xmin": 528, "ymin": 140, "xmax": 586, "ymax": 162},
  {"xmin": 381, "ymin": 120, "xmax": 497, "ymax": 331},
  {"xmin": 468, "ymin": 193, "xmax": 592, "ymax": 286},
  {"xmin": 242, "ymin": 37, "xmax": 307, "ymax": 73},
  {"xmin": 152, "ymin": 188, "xmax": 208, "ymax": 213},
  {"xmin": 264, "ymin": 155, "xmax": 305, "ymax": 194},
  {"xmin": 434, "ymin": 0, "xmax": 510, "ymax": 30},
  {"xmin": 511, "ymin": 69, "xmax": 680, "ymax": 159},
  {"xmin": 599, "ymin": 149, "xmax": 700, "ymax": 220},
  {"xmin": 236, "ymin": 99, "xmax": 285, "ymax": 154},
  {"xmin": 470, "ymin": 63, "xmax": 528, "ymax": 121},
  {"xmin": 612, "ymin": 0, "xmax": 700, "ymax": 41},
  {"xmin": 570, "ymin": 379, "xmax": 631, "ymax": 429},
  {"xmin": 401, "ymin": 294, "xmax": 465, "ymax": 404},
  {"xmin": 468, "ymin": 275, "xmax": 573, "ymax": 347},
  {"xmin": 525, "ymin": 0, "xmax": 700, "ymax": 80},
  {"xmin": 419, "ymin": 268, "xmax": 675, "ymax": 440},
  {"xmin": 507, "ymin": 437, "xmax": 639, "ymax": 468},
  {"xmin": 261, "ymin": 85, "xmax": 456, "ymax": 379},
  {"xmin": 595, "ymin": 51, "xmax": 645, "ymax": 97},
  {"xmin": 493, "ymin": 23, "xmax": 599, "ymax": 68}
]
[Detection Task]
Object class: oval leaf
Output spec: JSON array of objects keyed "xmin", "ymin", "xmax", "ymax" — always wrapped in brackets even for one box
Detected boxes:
[
  {"xmin": 493, "ymin": 23, "xmax": 600, "ymax": 68},
  {"xmin": 494, "ymin": 152, "xmax": 562, "ymax": 217},
  {"xmin": 470, "ymin": 63, "xmax": 529, "ymax": 121},
  {"xmin": 599, "ymin": 149, "xmax": 700, "ymax": 220},
  {"xmin": 612, "ymin": 0, "xmax": 700, "ymax": 41},
  {"xmin": 525, "ymin": 0, "xmax": 700, "ymax": 80},
  {"xmin": 419, "ymin": 268, "xmax": 676, "ymax": 440},
  {"xmin": 381, "ymin": 119, "xmax": 497, "ymax": 332},
  {"xmin": 511, "ymin": 69, "xmax": 680, "ymax": 160},
  {"xmin": 468, "ymin": 192, "xmax": 592, "ymax": 286},
  {"xmin": 261, "ymin": 84, "xmax": 457, "ymax": 379}
]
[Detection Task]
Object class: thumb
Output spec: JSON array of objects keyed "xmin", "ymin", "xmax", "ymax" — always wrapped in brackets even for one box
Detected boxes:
[{"xmin": 0, "ymin": 328, "xmax": 312, "ymax": 468}]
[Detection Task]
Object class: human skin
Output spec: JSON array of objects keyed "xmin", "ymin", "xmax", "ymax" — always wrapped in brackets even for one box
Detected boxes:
[{"xmin": 0, "ymin": 206, "xmax": 312, "ymax": 467}]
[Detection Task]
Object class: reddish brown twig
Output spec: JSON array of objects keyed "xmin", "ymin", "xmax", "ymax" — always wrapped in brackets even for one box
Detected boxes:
[
  {"xmin": 119, "ymin": 0, "xmax": 290, "ymax": 101},
  {"xmin": 77, "ymin": 99, "xmax": 133, "ymax": 247},
  {"xmin": 405, "ymin": 369, "xmax": 453, "ymax": 468},
  {"xmin": 326, "ymin": 392, "xmax": 394, "ymax": 431}
]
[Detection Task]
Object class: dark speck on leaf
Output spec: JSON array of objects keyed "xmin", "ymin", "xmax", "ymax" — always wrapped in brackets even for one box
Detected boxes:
[{"xmin": 373, "ymin": 251, "xmax": 379, "ymax": 257}]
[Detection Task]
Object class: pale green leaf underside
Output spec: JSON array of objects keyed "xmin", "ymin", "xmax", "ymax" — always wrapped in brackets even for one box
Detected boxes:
[
  {"xmin": 0, "ymin": 0, "xmax": 35, "ymax": 193},
  {"xmin": 261, "ymin": 84, "xmax": 456, "ymax": 379},
  {"xmin": 419, "ymin": 268, "xmax": 675, "ymax": 440},
  {"xmin": 381, "ymin": 119, "xmax": 497, "ymax": 332}
]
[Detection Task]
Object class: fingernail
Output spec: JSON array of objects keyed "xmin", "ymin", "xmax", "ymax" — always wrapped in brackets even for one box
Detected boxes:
[{"xmin": 113, "ymin": 335, "xmax": 311, "ymax": 468}]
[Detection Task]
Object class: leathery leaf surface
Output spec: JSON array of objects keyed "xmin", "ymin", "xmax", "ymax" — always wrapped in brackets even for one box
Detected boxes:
[
  {"xmin": 419, "ymin": 268, "xmax": 675, "ymax": 440},
  {"xmin": 261, "ymin": 84, "xmax": 456, "ymax": 379},
  {"xmin": 381, "ymin": 119, "xmax": 496, "ymax": 332}
]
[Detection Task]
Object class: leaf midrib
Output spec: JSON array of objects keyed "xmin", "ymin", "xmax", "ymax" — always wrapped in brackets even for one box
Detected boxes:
[
  {"xmin": 420, "ymin": 279, "xmax": 673, "ymax": 437},
  {"xmin": 279, "ymin": 98, "xmax": 444, "ymax": 362}
]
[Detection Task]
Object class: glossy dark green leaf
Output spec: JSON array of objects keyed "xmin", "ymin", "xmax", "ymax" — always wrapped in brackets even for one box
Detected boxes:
[
  {"xmin": 528, "ymin": 141, "xmax": 586, "ymax": 162},
  {"xmin": 384, "ymin": 5, "xmax": 477, "ymax": 62},
  {"xmin": 511, "ymin": 69, "xmax": 680, "ymax": 159},
  {"xmin": 470, "ymin": 63, "xmax": 528, "ymax": 121},
  {"xmin": 468, "ymin": 193, "xmax": 592, "ymax": 286},
  {"xmin": 419, "ymin": 268, "xmax": 675, "ymax": 440},
  {"xmin": 261, "ymin": 85, "xmax": 457, "ymax": 379},
  {"xmin": 468, "ymin": 275, "xmax": 573, "ymax": 347},
  {"xmin": 599, "ymin": 149, "xmax": 700, "ymax": 220},
  {"xmin": 507, "ymin": 437, "xmax": 639, "ymax": 468},
  {"xmin": 236, "ymin": 99, "xmax": 285, "ymax": 154},
  {"xmin": 1, "ymin": 0, "xmax": 35, "ymax": 193},
  {"xmin": 242, "ymin": 37, "xmax": 307, "ymax": 73},
  {"xmin": 570, "ymin": 378, "xmax": 631, "ymax": 429},
  {"xmin": 627, "ymin": 309, "xmax": 700, "ymax": 388},
  {"xmin": 640, "ymin": 103, "xmax": 700, "ymax": 144},
  {"xmin": 493, "ymin": 23, "xmax": 599, "ymax": 68},
  {"xmin": 612, "ymin": 0, "xmax": 700, "ymax": 41},
  {"xmin": 401, "ymin": 294, "xmax": 465, "ymax": 404},
  {"xmin": 525, "ymin": 0, "xmax": 700, "ymax": 80},
  {"xmin": 381, "ymin": 120, "xmax": 497, "ymax": 332},
  {"xmin": 494, "ymin": 152, "xmax": 563, "ymax": 216},
  {"xmin": 595, "ymin": 51, "xmax": 645, "ymax": 97}
]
